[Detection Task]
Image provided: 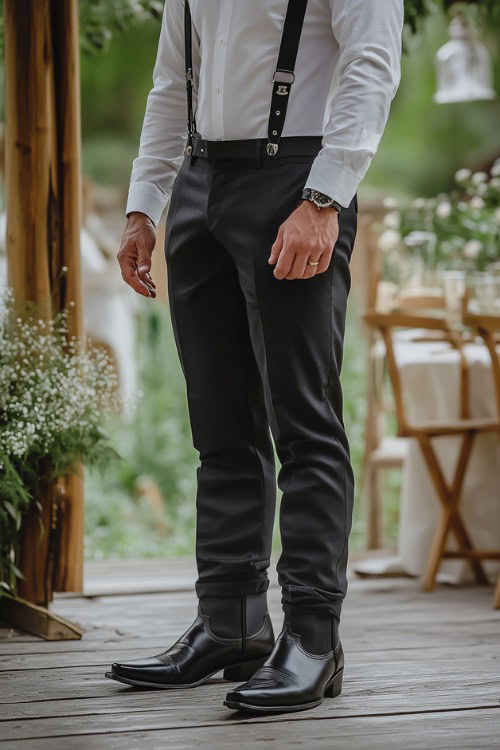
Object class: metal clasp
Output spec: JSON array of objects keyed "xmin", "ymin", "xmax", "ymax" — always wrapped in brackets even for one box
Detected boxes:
[
  {"xmin": 273, "ymin": 69, "xmax": 295, "ymax": 85},
  {"xmin": 184, "ymin": 144, "xmax": 193, "ymax": 156},
  {"xmin": 266, "ymin": 143, "xmax": 279, "ymax": 156}
]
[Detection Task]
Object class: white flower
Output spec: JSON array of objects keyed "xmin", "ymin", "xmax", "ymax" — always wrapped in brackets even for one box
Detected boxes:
[
  {"xmin": 470, "ymin": 196, "xmax": 485, "ymax": 210},
  {"xmin": 463, "ymin": 239, "xmax": 483, "ymax": 259},
  {"xmin": 383, "ymin": 211, "xmax": 400, "ymax": 229},
  {"xmin": 455, "ymin": 168, "xmax": 472, "ymax": 184},
  {"xmin": 383, "ymin": 196, "xmax": 397, "ymax": 209},
  {"xmin": 404, "ymin": 231, "xmax": 437, "ymax": 250},
  {"xmin": 412, "ymin": 197, "xmax": 426, "ymax": 209},
  {"xmin": 436, "ymin": 201, "xmax": 452, "ymax": 219},
  {"xmin": 490, "ymin": 178, "xmax": 500, "ymax": 190},
  {"xmin": 471, "ymin": 171, "xmax": 488, "ymax": 185},
  {"xmin": 490, "ymin": 160, "xmax": 500, "ymax": 178},
  {"xmin": 378, "ymin": 229, "xmax": 402, "ymax": 253}
]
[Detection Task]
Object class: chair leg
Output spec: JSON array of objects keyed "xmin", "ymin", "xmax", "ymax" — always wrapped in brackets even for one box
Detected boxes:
[
  {"xmin": 365, "ymin": 463, "xmax": 382, "ymax": 550},
  {"xmin": 417, "ymin": 432, "xmax": 486, "ymax": 591},
  {"xmin": 494, "ymin": 575, "xmax": 500, "ymax": 609},
  {"xmin": 421, "ymin": 505, "xmax": 454, "ymax": 592}
]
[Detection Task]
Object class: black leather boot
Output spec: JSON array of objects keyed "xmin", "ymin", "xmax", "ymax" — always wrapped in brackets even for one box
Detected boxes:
[
  {"xmin": 224, "ymin": 613, "xmax": 343, "ymax": 713},
  {"xmin": 106, "ymin": 593, "xmax": 274, "ymax": 689}
]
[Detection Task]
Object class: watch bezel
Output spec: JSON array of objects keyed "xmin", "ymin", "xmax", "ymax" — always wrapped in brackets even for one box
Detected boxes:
[{"xmin": 302, "ymin": 188, "xmax": 342, "ymax": 211}]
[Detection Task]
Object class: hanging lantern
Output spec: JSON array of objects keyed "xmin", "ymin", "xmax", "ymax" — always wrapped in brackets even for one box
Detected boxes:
[{"xmin": 434, "ymin": 14, "xmax": 496, "ymax": 104}]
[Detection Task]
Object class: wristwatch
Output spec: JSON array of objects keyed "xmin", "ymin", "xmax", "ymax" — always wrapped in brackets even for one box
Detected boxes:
[{"xmin": 301, "ymin": 188, "xmax": 342, "ymax": 213}]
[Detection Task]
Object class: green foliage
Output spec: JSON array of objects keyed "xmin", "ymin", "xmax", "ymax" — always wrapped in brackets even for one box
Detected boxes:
[
  {"xmin": 78, "ymin": 0, "xmax": 163, "ymax": 54},
  {"xmin": 405, "ymin": 0, "xmax": 500, "ymax": 34}
]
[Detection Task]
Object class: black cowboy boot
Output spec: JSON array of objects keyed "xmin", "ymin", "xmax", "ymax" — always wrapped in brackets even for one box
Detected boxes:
[
  {"xmin": 224, "ymin": 612, "xmax": 343, "ymax": 713},
  {"xmin": 106, "ymin": 593, "xmax": 273, "ymax": 689}
]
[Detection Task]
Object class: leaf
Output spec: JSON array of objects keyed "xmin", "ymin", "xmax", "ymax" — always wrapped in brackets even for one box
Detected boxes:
[
  {"xmin": 9, "ymin": 563, "xmax": 26, "ymax": 581},
  {"xmin": 3, "ymin": 501, "xmax": 19, "ymax": 521}
]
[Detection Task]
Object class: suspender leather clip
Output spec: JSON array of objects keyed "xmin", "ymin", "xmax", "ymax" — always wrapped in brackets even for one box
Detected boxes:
[{"xmin": 272, "ymin": 69, "xmax": 295, "ymax": 84}]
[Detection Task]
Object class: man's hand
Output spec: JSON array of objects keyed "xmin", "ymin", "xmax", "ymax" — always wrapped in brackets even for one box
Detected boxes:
[
  {"xmin": 117, "ymin": 212, "xmax": 157, "ymax": 298},
  {"xmin": 269, "ymin": 200, "xmax": 339, "ymax": 280}
]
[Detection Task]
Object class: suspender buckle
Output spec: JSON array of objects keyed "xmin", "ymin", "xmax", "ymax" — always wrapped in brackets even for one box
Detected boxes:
[
  {"xmin": 273, "ymin": 69, "xmax": 295, "ymax": 84},
  {"xmin": 266, "ymin": 143, "xmax": 279, "ymax": 156}
]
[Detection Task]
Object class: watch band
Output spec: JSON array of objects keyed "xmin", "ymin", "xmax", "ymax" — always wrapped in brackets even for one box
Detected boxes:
[{"xmin": 301, "ymin": 188, "xmax": 342, "ymax": 212}]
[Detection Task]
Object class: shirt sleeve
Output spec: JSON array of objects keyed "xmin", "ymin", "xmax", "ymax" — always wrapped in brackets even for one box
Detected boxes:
[
  {"xmin": 304, "ymin": 0, "xmax": 404, "ymax": 208},
  {"xmin": 126, "ymin": 1, "xmax": 200, "ymax": 226}
]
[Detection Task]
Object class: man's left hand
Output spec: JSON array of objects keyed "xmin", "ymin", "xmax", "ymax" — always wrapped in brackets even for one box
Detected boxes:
[{"xmin": 269, "ymin": 200, "xmax": 339, "ymax": 280}]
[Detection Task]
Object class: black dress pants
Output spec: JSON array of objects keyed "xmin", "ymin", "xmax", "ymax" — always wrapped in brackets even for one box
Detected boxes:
[{"xmin": 164, "ymin": 147, "xmax": 357, "ymax": 620}]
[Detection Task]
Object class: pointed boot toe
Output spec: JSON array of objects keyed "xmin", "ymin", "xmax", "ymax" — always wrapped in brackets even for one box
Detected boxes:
[{"xmin": 224, "ymin": 625, "xmax": 344, "ymax": 714}]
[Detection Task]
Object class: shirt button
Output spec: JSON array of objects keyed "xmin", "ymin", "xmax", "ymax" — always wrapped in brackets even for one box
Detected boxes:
[
  {"xmin": 219, "ymin": 37, "xmax": 225, "ymax": 44},
  {"xmin": 215, "ymin": 88, "xmax": 221, "ymax": 94}
]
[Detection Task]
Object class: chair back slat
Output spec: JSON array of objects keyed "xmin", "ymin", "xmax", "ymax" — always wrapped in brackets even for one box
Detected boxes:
[{"xmin": 464, "ymin": 313, "xmax": 500, "ymax": 422}]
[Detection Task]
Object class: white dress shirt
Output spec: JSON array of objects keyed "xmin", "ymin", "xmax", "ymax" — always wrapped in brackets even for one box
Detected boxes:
[{"xmin": 127, "ymin": 0, "xmax": 404, "ymax": 226}]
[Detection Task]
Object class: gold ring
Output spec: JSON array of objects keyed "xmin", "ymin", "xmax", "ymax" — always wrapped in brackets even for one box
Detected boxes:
[{"xmin": 307, "ymin": 259, "xmax": 320, "ymax": 266}]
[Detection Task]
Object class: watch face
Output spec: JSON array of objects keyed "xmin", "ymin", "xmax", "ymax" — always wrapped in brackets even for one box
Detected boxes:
[{"xmin": 312, "ymin": 191, "xmax": 332, "ymax": 207}]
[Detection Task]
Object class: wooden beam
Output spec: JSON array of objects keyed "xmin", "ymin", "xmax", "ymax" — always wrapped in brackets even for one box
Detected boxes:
[
  {"xmin": 4, "ymin": 0, "xmax": 84, "ymax": 606},
  {"xmin": 50, "ymin": 0, "xmax": 84, "ymax": 594},
  {"xmin": 1, "ymin": 597, "xmax": 84, "ymax": 641}
]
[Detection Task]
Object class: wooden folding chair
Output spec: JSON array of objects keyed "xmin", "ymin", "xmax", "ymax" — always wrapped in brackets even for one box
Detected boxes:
[
  {"xmin": 364, "ymin": 310, "xmax": 500, "ymax": 593},
  {"xmin": 463, "ymin": 312, "xmax": 500, "ymax": 608},
  {"xmin": 362, "ymin": 291, "xmax": 446, "ymax": 550}
]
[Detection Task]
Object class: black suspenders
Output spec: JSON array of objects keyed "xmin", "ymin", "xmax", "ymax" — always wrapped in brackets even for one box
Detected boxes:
[
  {"xmin": 183, "ymin": 0, "xmax": 309, "ymax": 157},
  {"xmin": 266, "ymin": 0, "xmax": 308, "ymax": 155},
  {"xmin": 184, "ymin": 1, "xmax": 196, "ymax": 156}
]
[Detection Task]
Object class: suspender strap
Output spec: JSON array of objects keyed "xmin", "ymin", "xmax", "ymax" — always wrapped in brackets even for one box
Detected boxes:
[
  {"xmin": 184, "ymin": 0, "xmax": 196, "ymax": 155},
  {"xmin": 183, "ymin": 0, "xmax": 308, "ymax": 157},
  {"xmin": 267, "ymin": 0, "xmax": 308, "ymax": 156}
]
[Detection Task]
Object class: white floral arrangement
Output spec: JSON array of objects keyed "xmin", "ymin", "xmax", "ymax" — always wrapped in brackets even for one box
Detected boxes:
[
  {"xmin": 378, "ymin": 159, "xmax": 500, "ymax": 279},
  {"xmin": 0, "ymin": 289, "xmax": 121, "ymax": 595}
]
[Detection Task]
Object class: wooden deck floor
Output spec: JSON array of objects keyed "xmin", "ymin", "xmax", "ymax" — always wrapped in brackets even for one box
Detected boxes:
[{"xmin": 1, "ymin": 559, "xmax": 500, "ymax": 749}]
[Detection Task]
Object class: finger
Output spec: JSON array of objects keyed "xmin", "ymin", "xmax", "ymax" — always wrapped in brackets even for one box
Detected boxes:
[
  {"xmin": 138, "ymin": 265, "xmax": 156, "ymax": 293},
  {"xmin": 120, "ymin": 255, "xmax": 154, "ymax": 297},
  {"xmin": 269, "ymin": 228, "xmax": 284, "ymax": 265},
  {"xmin": 136, "ymin": 245, "xmax": 156, "ymax": 288},
  {"xmin": 285, "ymin": 252, "xmax": 309, "ymax": 280},
  {"xmin": 274, "ymin": 248, "xmax": 296, "ymax": 280},
  {"xmin": 302, "ymin": 262, "xmax": 319, "ymax": 279},
  {"xmin": 316, "ymin": 249, "xmax": 333, "ymax": 274}
]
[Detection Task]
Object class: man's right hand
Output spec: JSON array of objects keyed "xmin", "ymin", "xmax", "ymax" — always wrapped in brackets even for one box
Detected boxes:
[{"xmin": 117, "ymin": 212, "xmax": 157, "ymax": 298}]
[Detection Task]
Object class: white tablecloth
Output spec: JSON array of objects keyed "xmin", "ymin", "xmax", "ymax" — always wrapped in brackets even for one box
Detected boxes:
[{"xmin": 361, "ymin": 332, "xmax": 500, "ymax": 583}]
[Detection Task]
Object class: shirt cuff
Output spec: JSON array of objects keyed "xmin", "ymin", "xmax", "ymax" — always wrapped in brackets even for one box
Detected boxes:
[
  {"xmin": 304, "ymin": 152, "xmax": 362, "ymax": 209},
  {"xmin": 125, "ymin": 181, "xmax": 170, "ymax": 227}
]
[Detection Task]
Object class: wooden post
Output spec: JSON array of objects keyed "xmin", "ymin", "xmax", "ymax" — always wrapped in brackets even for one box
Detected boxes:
[
  {"xmin": 4, "ymin": 0, "xmax": 84, "ymax": 612},
  {"xmin": 50, "ymin": 0, "xmax": 84, "ymax": 594}
]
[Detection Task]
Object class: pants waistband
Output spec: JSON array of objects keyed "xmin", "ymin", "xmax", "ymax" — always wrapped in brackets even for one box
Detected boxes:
[{"xmin": 190, "ymin": 133, "xmax": 323, "ymax": 163}]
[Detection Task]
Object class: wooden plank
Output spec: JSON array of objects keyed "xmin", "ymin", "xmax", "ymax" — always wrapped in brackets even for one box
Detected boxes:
[
  {"xmin": 0, "ymin": 598, "xmax": 83, "ymax": 641},
  {"xmin": 2, "ymin": 578, "xmax": 499, "ymax": 653},
  {"xmin": 1, "ymin": 709, "xmax": 499, "ymax": 749},
  {"xmin": 1, "ymin": 652, "xmax": 499, "ymax": 715},
  {"xmin": 2, "ymin": 639, "xmax": 498, "ymax": 674}
]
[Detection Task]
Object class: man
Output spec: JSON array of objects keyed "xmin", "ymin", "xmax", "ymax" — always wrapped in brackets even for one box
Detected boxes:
[{"xmin": 108, "ymin": 0, "xmax": 403, "ymax": 714}]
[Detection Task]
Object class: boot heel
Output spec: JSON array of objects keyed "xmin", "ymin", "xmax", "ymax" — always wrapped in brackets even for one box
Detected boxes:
[
  {"xmin": 223, "ymin": 657, "xmax": 267, "ymax": 682},
  {"xmin": 324, "ymin": 668, "xmax": 343, "ymax": 698}
]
